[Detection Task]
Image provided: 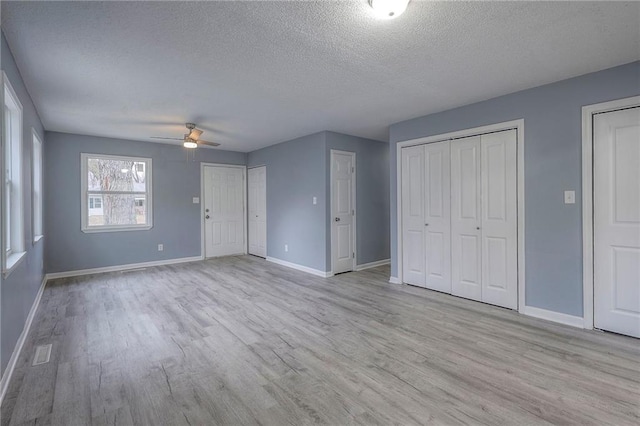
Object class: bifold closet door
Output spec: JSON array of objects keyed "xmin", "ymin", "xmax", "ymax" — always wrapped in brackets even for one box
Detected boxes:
[
  {"xmin": 450, "ymin": 131, "xmax": 517, "ymax": 309},
  {"xmin": 401, "ymin": 145, "xmax": 426, "ymax": 286},
  {"xmin": 424, "ymin": 142, "xmax": 451, "ymax": 293},
  {"xmin": 451, "ymin": 136, "xmax": 483, "ymax": 301},
  {"xmin": 480, "ymin": 130, "xmax": 517, "ymax": 309}
]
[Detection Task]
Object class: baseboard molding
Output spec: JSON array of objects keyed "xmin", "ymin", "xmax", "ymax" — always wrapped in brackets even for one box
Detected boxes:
[
  {"xmin": 355, "ymin": 259, "xmax": 390, "ymax": 271},
  {"xmin": 266, "ymin": 257, "xmax": 332, "ymax": 278},
  {"xmin": 389, "ymin": 276, "xmax": 402, "ymax": 284},
  {"xmin": 0, "ymin": 274, "xmax": 47, "ymax": 406},
  {"xmin": 45, "ymin": 256, "xmax": 204, "ymax": 280},
  {"xmin": 522, "ymin": 305, "xmax": 584, "ymax": 329}
]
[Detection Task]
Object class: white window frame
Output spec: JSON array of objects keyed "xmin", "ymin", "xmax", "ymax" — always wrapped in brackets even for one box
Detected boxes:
[
  {"xmin": 2, "ymin": 72, "xmax": 26, "ymax": 276},
  {"xmin": 32, "ymin": 129, "xmax": 44, "ymax": 243},
  {"xmin": 81, "ymin": 153, "xmax": 153, "ymax": 233}
]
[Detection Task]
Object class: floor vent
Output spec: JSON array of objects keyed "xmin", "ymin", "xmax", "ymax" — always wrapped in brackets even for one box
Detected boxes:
[{"xmin": 33, "ymin": 344, "xmax": 52, "ymax": 366}]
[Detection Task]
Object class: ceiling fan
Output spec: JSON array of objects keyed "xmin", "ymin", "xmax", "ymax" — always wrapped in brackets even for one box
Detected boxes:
[{"xmin": 151, "ymin": 123, "xmax": 220, "ymax": 148}]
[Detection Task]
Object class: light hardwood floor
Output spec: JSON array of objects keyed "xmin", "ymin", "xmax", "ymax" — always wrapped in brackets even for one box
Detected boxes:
[{"xmin": 1, "ymin": 256, "xmax": 639, "ymax": 425}]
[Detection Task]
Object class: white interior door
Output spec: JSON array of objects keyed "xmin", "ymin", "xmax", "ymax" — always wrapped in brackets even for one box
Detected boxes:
[
  {"xmin": 451, "ymin": 136, "xmax": 482, "ymax": 301},
  {"xmin": 331, "ymin": 151, "xmax": 355, "ymax": 274},
  {"xmin": 248, "ymin": 166, "xmax": 267, "ymax": 258},
  {"xmin": 594, "ymin": 106, "xmax": 640, "ymax": 338},
  {"xmin": 480, "ymin": 130, "xmax": 518, "ymax": 309},
  {"xmin": 402, "ymin": 145, "xmax": 426, "ymax": 286},
  {"xmin": 424, "ymin": 141, "xmax": 451, "ymax": 292},
  {"xmin": 203, "ymin": 165, "xmax": 245, "ymax": 258}
]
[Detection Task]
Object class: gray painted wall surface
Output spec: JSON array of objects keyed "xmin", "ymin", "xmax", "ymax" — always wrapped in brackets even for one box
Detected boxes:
[
  {"xmin": 44, "ymin": 132, "xmax": 246, "ymax": 273},
  {"xmin": 389, "ymin": 61, "xmax": 640, "ymax": 317},
  {"xmin": 325, "ymin": 132, "xmax": 390, "ymax": 267},
  {"xmin": 248, "ymin": 133, "xmax": 328, "ymax": 271},
  {"xmin": 1, "ymin": 33, "xmax": 46, "ymax": 375}
]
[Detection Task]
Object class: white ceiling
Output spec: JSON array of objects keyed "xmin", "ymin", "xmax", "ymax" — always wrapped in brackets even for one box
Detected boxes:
[{"xmin": 2, "ymin": 1, "xmax": 639, "ymax": 152}]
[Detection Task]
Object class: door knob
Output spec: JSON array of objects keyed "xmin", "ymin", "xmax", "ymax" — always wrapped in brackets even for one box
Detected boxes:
[
  {"xmin": 476, "ymin": 226, "xmax": 480, "ymax": 230},
  {"xmin": 425, "ymin": 223, "xmax": 429, "ymax": 226},
  {"xmin": 206, "ymin": 215, "xmax": 210, "ymax": 219},
  {"xmin": 335, "ymin": 217, "xmax": 341, "ymax": 222},
  {"xmin": 205, "ymin": 208, "xmax": 210, "ymax": 213}
]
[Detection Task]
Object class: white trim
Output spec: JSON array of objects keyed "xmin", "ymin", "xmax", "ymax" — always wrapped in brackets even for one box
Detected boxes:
[
  {"xmin": 266, "ymin": 256, "xmax": 333, "ymax": 278},
  {"xmin": 200, "ymin": 163, "xmax": 248, "ymax": 259},
  {"xmin": 389, "ymin": 276, "xmax": 401, "ymax": 284},
  {"xmin": 396, "ymin": 119, "xmax": 525, "ymax": 312},
  {"xmin": 45, "ymin": 255, "xmax": 203, "ymax": 280},
  {"xmin": 522, "ymin": 305, "xmax": 585, "ymax": 329},
  {"xmin": 32, "ymin": 129, "xmax": 44, "ymax": 243},
  {"xmin": 80, "ymin": 153, "xmax": 153, "ymax": 233},
  {"xmin": 581, "ymin": 96, "xmax": 640, "ymax": 330},
  {"xmin": 4, "ymin": 251, "xmax": 26, "ymax": 277},
  {"xmin": 330, "ymin": 150, "xmax": 357, "ymax": 274},
  {"xmin": 247, "ymin": 165, "xmax": 267, "ymax": 258},
  {"xmin": 0, "ymin": 274, "xmax": 47, "ymax": 406},
  {"xmin": 355, "ymin": 258, "xmax": 390, "ymax": 271}
]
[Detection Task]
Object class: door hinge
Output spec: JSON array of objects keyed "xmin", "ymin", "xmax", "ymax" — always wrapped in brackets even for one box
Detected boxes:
[
  {"xmin": 352, "ymin": 252, "xmax": 355, "ymax": 259},
  {"xmin": 351, "ymin": 167, "xmax": 354, "ymax": 173},
  {"xmin": 351, "ymin": 210, "xmax": 354, "ymax": 216}
]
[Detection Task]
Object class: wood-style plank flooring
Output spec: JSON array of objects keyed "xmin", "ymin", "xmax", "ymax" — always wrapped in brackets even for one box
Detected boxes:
[{"xmin": 1, "ymin": 256, "xmax": 639, "ymax": 425}]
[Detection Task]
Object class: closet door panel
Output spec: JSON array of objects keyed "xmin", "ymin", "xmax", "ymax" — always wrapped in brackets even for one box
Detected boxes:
[
  {"xmin": 424, "ymin": 141, "xmax": 451, "ymax": 293},
  {"xmin": 450, "ymin": 136, "xmax": 482, "ymax": 301},
  {"xmin": 480, "ymin": 130, "xmax": 518, "ymax": 309},
  {"xmin": 402, "ymin": 145, "xmax": 426, "ymax": 286}
]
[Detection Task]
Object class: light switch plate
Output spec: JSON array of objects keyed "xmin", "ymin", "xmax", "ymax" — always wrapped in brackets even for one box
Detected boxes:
[
  {"xmin": 313, "ymin": 196, "xmax": 317, "ymax": 205},
  {"xmin": 564, "ymin": 190, "xmax": 575, "ymax": 204},
  {"xmin": 192, "ymin": 197, "xmax": 200, "ymax": 204}
]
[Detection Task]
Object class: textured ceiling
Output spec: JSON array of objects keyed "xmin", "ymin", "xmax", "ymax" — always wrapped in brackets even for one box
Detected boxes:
[{"xmin": 2, "ymin": 1, "xmax": 639, "ymax": 152}]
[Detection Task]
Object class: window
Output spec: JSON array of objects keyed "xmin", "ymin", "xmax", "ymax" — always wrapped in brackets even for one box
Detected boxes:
[
  {"xmin": 81, "ymin": 153, "xmax": 152, "ymax": 232},
  {"xmin": 2, "ymin": 73, "xmax": 25, "ymax": 275},
  {"xmin": 32, "ymin": 130, "xmax": 43, "ymax": 242}
]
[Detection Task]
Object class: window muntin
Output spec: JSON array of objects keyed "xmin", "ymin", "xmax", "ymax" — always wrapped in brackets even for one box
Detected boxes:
[{"xmin": 81, "ymin": 154, "xmax": 152, "ymax": 232}]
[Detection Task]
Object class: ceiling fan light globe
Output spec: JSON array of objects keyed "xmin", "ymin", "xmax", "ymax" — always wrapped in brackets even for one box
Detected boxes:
[
  {"xmin": 183, "ymin": 141, "xmax": 198, "ymax": 149},
  {"xmin": 368, "ymin": 0, "xmax": 409, "ymax": 19}
]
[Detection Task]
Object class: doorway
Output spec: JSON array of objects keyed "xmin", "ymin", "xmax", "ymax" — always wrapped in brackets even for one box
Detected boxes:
[
  {"xmin": 201, "ymin": 164, "xmax": 246, "ymax": 258},
  {"xmin": 330, "ymin": 150, "xmax": 356, "ymax": 274},
  {"xmin": 248, "ymin": 166, "xmax": 267, "ymax": 258},
  {"xmin": 583, "ymin": 97, "xmax": 640, "ymax": 337}
]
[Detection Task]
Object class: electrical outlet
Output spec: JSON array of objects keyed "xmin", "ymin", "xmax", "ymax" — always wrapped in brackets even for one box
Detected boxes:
[
  {"xmin": 313, "ymin": 196, "xmax": 317, "ymax": 205},
  {"xmin": 284, "ymin": 244, "xmax": 288, "ymax": 252},
  {"xmin": 564, "ymin": 190, "xmax": 575, "ymax": 204},
  {"xmin": 158, "ymin": 244, "xmax": 164, "ymax": 251},
  {"xmin": 192, "ymin": 197, "xmax": 200, "ymax": 204}
]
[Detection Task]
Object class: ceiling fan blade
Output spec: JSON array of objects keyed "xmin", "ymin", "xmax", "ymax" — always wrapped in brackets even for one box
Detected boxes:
[
  {"xmin": 189, "ymin": 128, "xmax": 203, "ymax": 140},
  {"xmin": 198, "ymin": 140, "xmax": 220, "ymax": 147},
  {"xmin": 150, "ymin": 136, "xmax": 184, "ymax": 140}
]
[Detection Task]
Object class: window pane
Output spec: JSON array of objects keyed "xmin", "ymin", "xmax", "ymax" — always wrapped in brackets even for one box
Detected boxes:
[
  {"xmin": 87, "ymin": 194, "xmax": 147, "ymax": 227},
  {"xmin": 87, "ymin": 158, "xmax": 146, "ymax": 192}
]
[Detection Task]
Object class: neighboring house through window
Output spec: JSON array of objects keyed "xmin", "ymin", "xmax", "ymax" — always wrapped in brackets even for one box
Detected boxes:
[{"xmin": 81, "ymin": 154, "xmax": 153, "ymax": 232}]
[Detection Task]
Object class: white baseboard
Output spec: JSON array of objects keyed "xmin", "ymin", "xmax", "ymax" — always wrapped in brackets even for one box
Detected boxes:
[
  {"xmin": 45, "ymin": 256, "xmax": 204, "ymax": 280},
  {"xmin": 0, "ymin": 274, "xmax": 47, "ymax": 406},
  {"xmin": 522, "ymin": 305, "xmax": 584, "ymax": 329},
  {"xmin": 389, "ymin": 276, "xmax": 402, "ymax": 284},
  {"xmin": 355, "ymin": 259, "xmax": 390, "ymax": 271},
  {"xmin": 266, "ymin": 257, "xmax": 333, "ymax": 278}
]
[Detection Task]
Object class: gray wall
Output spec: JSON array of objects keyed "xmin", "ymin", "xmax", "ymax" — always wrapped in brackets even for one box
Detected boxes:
[
  {"xmin": 45, "ymin": 132, "xmax": 246, "ymax": 273},
  {"xmin": 325, "ymin": 131, "xmax": 390, "ymax": 266},
  {"xmin": 1, "ymin": 32, "xmax": 46, "ymax": 376},
  {"xmin": 248, "ymin": 132, "xmax": 328, "ymax": 271},
  {"xmin": 247, "ymin": 131, "xmax": 390, "ymax": 273},
  {"xmin": 389, "ymin": 61, "xmax": 640, "ymax": 317}
]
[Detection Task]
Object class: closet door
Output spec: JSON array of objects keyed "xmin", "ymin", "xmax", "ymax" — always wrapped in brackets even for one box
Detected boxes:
[
  {"xmin": 424, "ymin": 141, "xmax": 451, "ymax": 293},
  {"xmin": 450, "ymin": 136, "xmax": 482, "ymax": 301},
  {"xmin": 402, "ymin": 145, "xmax": 426, "ymax": 286},
  {"xmin": 480, "ymin": 130, "xmax": 518, "ymax": 309}
]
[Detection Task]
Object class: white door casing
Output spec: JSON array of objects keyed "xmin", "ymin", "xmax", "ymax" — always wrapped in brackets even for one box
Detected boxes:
[
  {"xmin": 203, "ymin": 165, "xmax": 246, "ymax": 258},
  {"xmin": 248, "ymin": 166, "xmax": 267, "ymax": 258},
  {"xmin": 401, "ymin": 145, "xmax": 426, "ymax": 286},
  {"xmin": 480, "ymin": 130, "xmax": 518, "ymax": 309},
  {"xmin": 451, "ymin": 135, "xmax": 482, "ymax": 301},
  {"xmin": 593, "ymin": 106, "xmax": 640, "ymax": 338},
  {"xmin": 424, "ymin": 141, "xmax": 451, "ymax": 292},
  {"xmin": 331, "ymin": 150, "xmax": 356, "ymax": 274}
]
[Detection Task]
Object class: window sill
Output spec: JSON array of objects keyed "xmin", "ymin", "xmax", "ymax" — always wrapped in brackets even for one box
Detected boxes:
[
  {"xmin": 3, "ymin": 251, "xmax": 27, "ymax": 278},
  {"xmin": 34, "ymin": 235, "xmax": 44, "ymax": 243},
  {"xmin": 81, "ymin": 225, "xmax": 153, "ymax": 234}
]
